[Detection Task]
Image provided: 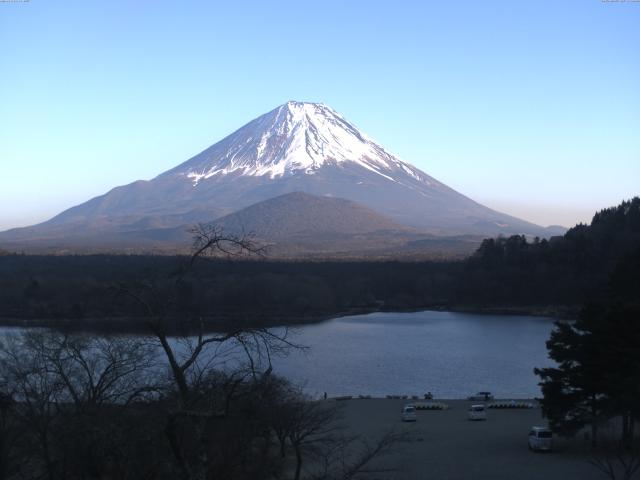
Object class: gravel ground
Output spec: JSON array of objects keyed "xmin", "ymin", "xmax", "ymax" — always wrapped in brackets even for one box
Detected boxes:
[{"xmin": 332, "ymin": 398, "xmax": 602, "ymax": 480}]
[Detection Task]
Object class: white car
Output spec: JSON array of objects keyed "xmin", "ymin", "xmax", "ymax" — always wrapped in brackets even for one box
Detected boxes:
[
  {"xmin": 467, "ymin": 404, "xmax": 487, "ymax": 421},
  {"xmin": 528, "ymin": 427, "xmax": 553, "ymax": 451},
  {"xmin": 401, "ymin": 404, "xmax": 417, "ymax": 422}
]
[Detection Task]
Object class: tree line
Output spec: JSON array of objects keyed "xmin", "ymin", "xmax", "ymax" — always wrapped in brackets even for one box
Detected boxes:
[{"xmin": 1, "ymin": 198, "xmax": 638, "ymax": 330}]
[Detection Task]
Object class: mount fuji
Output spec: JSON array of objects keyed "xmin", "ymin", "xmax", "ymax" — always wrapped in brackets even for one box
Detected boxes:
[{"xmin": 0, "ymin": 101, "xmax": 562, "ymax": 254}]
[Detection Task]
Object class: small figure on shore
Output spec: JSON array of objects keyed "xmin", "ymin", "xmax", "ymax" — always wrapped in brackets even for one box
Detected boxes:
[{"xmin": 323, "ymin": 391, "xmax": 327, "ymax": 400}]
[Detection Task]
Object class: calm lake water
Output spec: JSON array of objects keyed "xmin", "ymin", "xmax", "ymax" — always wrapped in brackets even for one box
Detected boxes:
[
  {"xmin": 269, "ymin": 310, "xmax": 557, "ymax": 399},
  {"xmin": 0, "ymin": 310, "xmax": 557, "ymax": 399}
]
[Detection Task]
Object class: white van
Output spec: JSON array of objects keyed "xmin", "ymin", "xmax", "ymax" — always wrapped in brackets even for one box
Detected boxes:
[
  {"xmin": 528, "ymin": 427, "xmax": 553, "ymax": 451},
  {"xmin": 401, "ymin": 404, "xmax": 417, "ymax": 422},
  {"xmin": 467, "ymin": 404, "xmax": 487, "ymax": 421}
]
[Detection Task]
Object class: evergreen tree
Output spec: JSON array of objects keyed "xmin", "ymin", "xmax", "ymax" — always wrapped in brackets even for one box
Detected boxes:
[
  {"xmin": 535, "ymin": 250, "xmax": 640, "ymax": 447},
  {"xmin": 534, "ymin": 310, "xmax": 609, "ymax": 444}
]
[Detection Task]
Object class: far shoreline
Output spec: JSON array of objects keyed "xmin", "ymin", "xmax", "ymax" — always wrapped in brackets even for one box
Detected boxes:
[{"xmin": 0, "ymin": 303, "xmax": 576, "ymax": 335}]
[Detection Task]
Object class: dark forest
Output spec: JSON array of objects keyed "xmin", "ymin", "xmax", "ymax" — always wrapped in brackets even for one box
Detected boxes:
[{"xmin": 1, "ymin": 198, "xmax": 638, "ymax": 332}]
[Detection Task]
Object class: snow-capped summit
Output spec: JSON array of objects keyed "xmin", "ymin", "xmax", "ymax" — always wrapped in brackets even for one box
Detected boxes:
[
  {"xmin": 166, "ymin": 101, "xmax": 434, "ymax": 187},
  {"xmin": 0, "ymin": 101, "xmax": 560, "ymax": 251}
]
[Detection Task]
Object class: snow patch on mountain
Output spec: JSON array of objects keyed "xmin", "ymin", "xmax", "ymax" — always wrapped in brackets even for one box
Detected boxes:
[{"xmin": 178, "ymin": 101, "xmax": 433, "ymax": 187}]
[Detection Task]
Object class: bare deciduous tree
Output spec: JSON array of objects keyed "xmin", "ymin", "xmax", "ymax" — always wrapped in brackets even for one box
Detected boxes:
[
  {"xmin": 270, "ymin": 387, "xmax": 403, "ymax": 480},
  {"xmin": 117, "ymin": 224, "xmax": 305, "ymax": 480},
  {"xmin": 119, "ymin": 223, "xmax": 292, "ymax": 403},
  {"xmin": 310, "ymin": 429, "xmax": 404, "ymax": 480},
  {"xmin": 0, "ymin": 330, "xmax": 160, "ymax": 480}
]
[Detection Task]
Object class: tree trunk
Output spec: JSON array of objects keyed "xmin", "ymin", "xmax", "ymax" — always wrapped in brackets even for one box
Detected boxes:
[
  {"xmin": 165, "ymin": 415, "xmax": 191, "ymax": 480},
  {"xmin": 590, "ymin": 399, "xmax": 599, "ymax": 447},
  {"xmin": 0, "ymin": 434, "xmax": 7, "ymax": 480},
  {"xmin": 622, "ymin": 413, "xmax": 630, "ymax": 449},
  {"xmin": 40, "ymin": 429, "xmax": 55, "ymax": 480},
  {"xmin": 293, "ymin": 443, "xmax": 302, "ymax": 480},
  {"xmin": 156, "ymin": 333, "xmax": 190, "ymax": 406}
]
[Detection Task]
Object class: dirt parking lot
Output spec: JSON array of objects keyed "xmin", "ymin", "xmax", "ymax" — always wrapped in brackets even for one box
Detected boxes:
[{"xmin": 335, "ymin": 399, "xmax": 602, "ymax": 480}]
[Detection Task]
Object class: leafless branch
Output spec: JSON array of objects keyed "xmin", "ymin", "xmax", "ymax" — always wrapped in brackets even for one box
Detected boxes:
[{"xmin": 188, "ymin": 223, "xmax": 265, "ymax": 267}]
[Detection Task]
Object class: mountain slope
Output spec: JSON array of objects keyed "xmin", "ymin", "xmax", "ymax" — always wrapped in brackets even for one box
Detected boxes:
[
  {"xmin": 215, "ymin": 191, "xmax": 411, "ymax": 239},
  {"xmin": 212, "ymin": 192, "xmax": 481, "ymax": 258},
  {"xmin": 0, "ymin": 101, "xmax": 559, "ymax": 250}
]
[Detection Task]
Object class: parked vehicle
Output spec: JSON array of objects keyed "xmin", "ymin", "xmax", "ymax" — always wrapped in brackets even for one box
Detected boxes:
[
  {"xmin": 528, "ymin": 427, "xmax": 553, "ymax": 451},
  {"xmin": 468, "ymin": 391, "xmax": 494, "ymax": 401},
  {"xmin": 401, "ymin": 404, "xmax": 417, "ymax": 422},
  {"xmin": 467, "ymin": 404, "xmax": 487, "ymax": 421}
]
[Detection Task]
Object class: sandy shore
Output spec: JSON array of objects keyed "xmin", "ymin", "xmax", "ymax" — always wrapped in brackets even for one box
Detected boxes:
[{"xmin": 331, "ymin": 398, "xmax": 601, "ymax": 480}]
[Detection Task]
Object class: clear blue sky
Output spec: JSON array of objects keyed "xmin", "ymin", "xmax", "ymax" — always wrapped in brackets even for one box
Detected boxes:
[{"xmin": 1, "ymin": 0, "xmax": 638, "ymax": 230}]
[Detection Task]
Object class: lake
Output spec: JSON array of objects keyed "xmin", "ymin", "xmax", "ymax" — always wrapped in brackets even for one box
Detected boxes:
[
  {"xmin": 0, "ymin": 310, "xmax": 557, "ymax": 400},
  {"xmin": 269, "ymin": 310, "xmax": 557, "ymax": 399}
]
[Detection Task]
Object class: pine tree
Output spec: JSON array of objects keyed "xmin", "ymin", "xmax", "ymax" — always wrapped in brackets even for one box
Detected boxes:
[{"xmin": 535, "ymin": 250, "xmax": 640, "ymax": 447}]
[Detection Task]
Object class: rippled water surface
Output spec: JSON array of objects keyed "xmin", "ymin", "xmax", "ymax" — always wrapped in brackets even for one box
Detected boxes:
[
  {"xmin": 270, "ymin": 310, "xmax": 556, "ymax": 399},
  {"xmin": 0, "ymin": 310, "xmax": 557, "ymax": 399}
]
